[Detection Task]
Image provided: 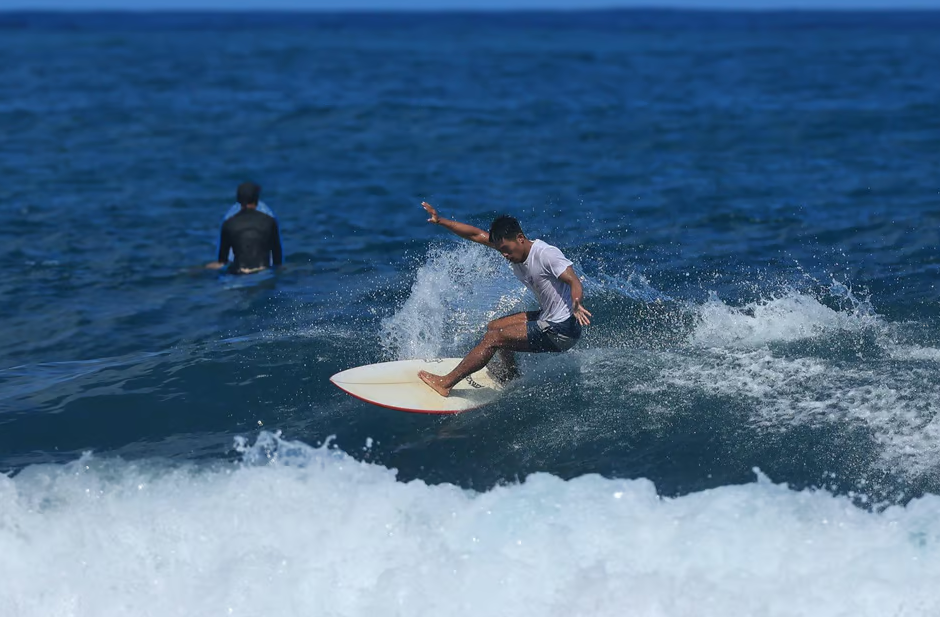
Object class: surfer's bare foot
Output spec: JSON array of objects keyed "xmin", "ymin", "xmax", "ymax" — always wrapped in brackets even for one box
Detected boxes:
[{"xmin": 418, "ymin": 371, "xmax": 451, "ymax": 397}]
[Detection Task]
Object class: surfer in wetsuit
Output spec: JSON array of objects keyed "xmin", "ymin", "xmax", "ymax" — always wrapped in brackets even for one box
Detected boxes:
[
  {"xmin": 417, "ymin": 201, "xmax": 591, "ymax": 397},
  {"xmin": 205, "ymin": 182, "xmax": 283, "ymax": 274}
]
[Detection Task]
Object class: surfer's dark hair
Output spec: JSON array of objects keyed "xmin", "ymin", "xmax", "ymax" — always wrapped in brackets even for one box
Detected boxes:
[
  {"xmin": 489, "ymin": 215, "xmax": 524, "ymax": 244},
  {"xmin": 236, "ymin": 182, "xmax": 261, "ymax": 206}
]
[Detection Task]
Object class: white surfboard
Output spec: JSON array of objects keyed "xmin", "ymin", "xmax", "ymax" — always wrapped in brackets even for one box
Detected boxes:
[{"xmin": 329, "ymin": 358, "xmax": 504, "ymax": 414}]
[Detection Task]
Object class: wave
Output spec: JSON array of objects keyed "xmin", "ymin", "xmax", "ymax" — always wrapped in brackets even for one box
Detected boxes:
[
  {"xmin": 690, "ymin": 283, "xmax": 878, "ymax": 349},
  {"xmin": 1, "ymin": 432, "xmax": 938, "ymax": 617},
  {"xmin": 7, "ymin": 245, "xmax": 940, "ymax": 508},
  {"xmin": 374, "ymin": 246, "xmax": 940, "ymax": 492},
  {"xmin": 379, "ymin": 243, "xmax": 527, "ymax": 360}
]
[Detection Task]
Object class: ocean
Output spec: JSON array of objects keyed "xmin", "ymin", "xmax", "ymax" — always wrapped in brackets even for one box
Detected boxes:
[{"xmin": 2, "ymin": 9, "xmax": 940, "ymax": 616}]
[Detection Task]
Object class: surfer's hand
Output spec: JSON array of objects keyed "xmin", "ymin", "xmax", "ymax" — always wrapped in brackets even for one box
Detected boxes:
[
  {"xmin": 205, "ymin": 261, "xmax": 226, "ymax": 270},
  {"xmin": 421, "ymin": 201, "xmax": 440, "ymax": 224},
  {"xmin": 573, "ymin": 300, "xmax": 592, "ymax": 326}
]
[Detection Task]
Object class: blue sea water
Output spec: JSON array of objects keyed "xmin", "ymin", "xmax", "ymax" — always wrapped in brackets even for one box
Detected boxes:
[{"xmin": 2, "ymin": 10, "xmax": 940, "ymax": 616}]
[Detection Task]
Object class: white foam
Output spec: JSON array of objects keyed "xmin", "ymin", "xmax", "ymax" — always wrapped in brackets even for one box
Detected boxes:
[
  {"xmin": 669, "ymin": 288, "xmax": 940, "ymax": 475},
  {"xmin": 887, "ymin": 343, "xmax": 940, "ymax": 363},
  {"xmin": 1, "ymin": 433, "xmax": 939, "ymax": 617},
  {"xmin": 653, "ymin": 345, "xmax": 940, "ymax": 475},
  {"xmin": 380, "ymin": 244, "xmax": 527, "ymax": 360},
  {"xmin": 691, "ymin": 290, "xmax": 878, "ymax": 348}
]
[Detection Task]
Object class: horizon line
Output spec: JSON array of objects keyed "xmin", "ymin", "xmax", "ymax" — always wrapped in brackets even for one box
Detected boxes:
[{"xmin": 3, "ymin": 6, "xmax": 940, "ymax": 12}]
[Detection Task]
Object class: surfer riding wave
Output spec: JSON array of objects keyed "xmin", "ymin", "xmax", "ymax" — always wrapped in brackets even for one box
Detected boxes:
[{"xmin": 417, "ymin": 201, "xmax": 591, "ymax": 397}]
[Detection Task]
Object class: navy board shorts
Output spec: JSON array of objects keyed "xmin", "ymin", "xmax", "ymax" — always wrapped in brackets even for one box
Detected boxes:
[{"xmin": 525, "ymin": 310, "xmax": 582, "ymax": 353}]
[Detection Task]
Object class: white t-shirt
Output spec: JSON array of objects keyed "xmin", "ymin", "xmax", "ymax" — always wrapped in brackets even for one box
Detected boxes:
[{"xmin": 511, "ymin": 239, "xmax": 574, "ymax": 323}]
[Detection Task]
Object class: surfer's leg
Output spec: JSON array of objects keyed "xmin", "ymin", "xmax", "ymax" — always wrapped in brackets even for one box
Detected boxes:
[
  {"xmin": 492, "ymin": 348, "xmax": 518, "ymax": 383},
  {"xmin": 486, "ymin": 313, "xmax": 529, "ymax": 383},
  {"xmin": 419, "ymin": 319, "xmax": 530, "ymax": 397},
  {"xmin": 486, "ymin": 312, "xmax": 528, "ymax": 332}
]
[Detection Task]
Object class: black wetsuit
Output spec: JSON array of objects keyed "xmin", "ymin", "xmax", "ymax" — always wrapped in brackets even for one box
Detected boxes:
[{"xmin": 217, "ymin": 208, "xmax": 283, "ymax": 272}]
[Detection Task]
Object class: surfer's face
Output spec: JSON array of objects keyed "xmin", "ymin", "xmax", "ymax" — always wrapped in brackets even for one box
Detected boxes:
[{"xmin": 495, "ymin": 235, "xmax": 528, "ymax": 263}]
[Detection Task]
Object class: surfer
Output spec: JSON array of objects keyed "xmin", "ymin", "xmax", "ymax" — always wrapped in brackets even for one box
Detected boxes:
[
  {"xmin": 418, "ymin": 201, "xmax": 591, "ymax": 397},
  {"xmin": 205, "ymin": 182, "xmax": 283, "ymax": 274}
]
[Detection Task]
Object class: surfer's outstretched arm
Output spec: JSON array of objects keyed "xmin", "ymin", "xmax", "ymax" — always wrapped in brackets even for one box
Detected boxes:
[{"xmin": 422, "ymin": 202, "xmax": 494, "ymax": 248}]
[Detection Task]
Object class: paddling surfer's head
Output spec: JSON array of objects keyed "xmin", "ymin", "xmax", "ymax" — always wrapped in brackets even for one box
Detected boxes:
[
  {"xmin": 236, "ymin": 182, "xmax": 261, "ymax": 207},
  {"xmin": 489, "ymin": 215, "xmax": 530, "ymax": 263}
]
